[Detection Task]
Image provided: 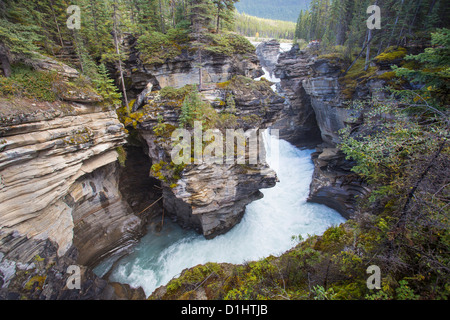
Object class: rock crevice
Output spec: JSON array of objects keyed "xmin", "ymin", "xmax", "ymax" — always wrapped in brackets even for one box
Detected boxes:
[{"xmin": 273, "ymin": 45, "xmax": 373, "ymax": 218}]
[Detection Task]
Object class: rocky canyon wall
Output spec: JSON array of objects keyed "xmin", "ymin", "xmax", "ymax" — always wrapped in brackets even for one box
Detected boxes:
[
  {"xmin": 0, "ymin": 59, "xmax": 146, "ymax": 299},
  {"xmin": 126, "ymin": 77, "xmax": 284, "ymax": 239},
  {"xmin": 272, "ymin": 44, "xmax": 373, "ymax": 218},
  {"xmin": 114, "ymin": 37, "xmax": 287, "ymax": 239},
  {"xmin": 272, "ymin": 46, "xmax": 323, "ymax": 148}
]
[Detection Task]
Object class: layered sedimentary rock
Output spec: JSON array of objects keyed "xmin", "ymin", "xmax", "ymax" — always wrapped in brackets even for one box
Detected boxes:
[
  {"xmin": 273, "ymin": 46, "xmax": 373, "ymax": 218},
  {"xmin": 307, "ymin": 146, "xmax": 370, "ymax": 219},
  {"xmin": 272, "ymin": 46, "xmax": 322, "ymax": 147},
  {"xmin": 126, "ymin": 76, "xmax": 284, "ymax": 239},
  {"xmin": 0, "ymin": 101, "xmax": 141, "ymax": 259},
  {"xmin": 301, "ymin": 57, "xmax": 355, "ymax": 145},
  {"xmin": 0, "ymin": 59, "xmax": 146, "ymax": 298},
  {"xmin": 124, "ymin": 35, "xmax": 264, "ymax": 102},
  {"xmin": 255, "ymin": 39, "xmax": 280, "ymax": 76}
]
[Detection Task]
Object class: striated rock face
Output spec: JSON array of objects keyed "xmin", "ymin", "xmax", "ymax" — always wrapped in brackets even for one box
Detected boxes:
[
  {"xmin": 128, "ymin": 77, "xmax": 284, "ymax": 239},
  {"xmin": 70, "ymin": 162, "xmax": 143, "ymax": 267},
  {"xmin": 302, "ymin": 58, "xmax": 355, "ymax": 146},
  {"xmin": 124, "ymin": 36, "xmax": 264, "ymax": 100},
  {"xmin": 273, "ymin": 47, "xmax": 375, "ymax": 218},
  {"xmin": 0, "ymin": 59, "xmax": 148, "ymax": 298},
  {"xmin": 0, "ymin": 232, "xmax": 146, "ymax": 300},
  {"xmin": 307, "ymin": 146, "xmax": 370, "ymax": 219},
  {"xmin": 255, "ymin": 39, "xmax": 280, "ymax": 76},
  {"xmin": 162, "ymin": 163, "xmax": 276, "ymax": 238},
  {"xmin": 0, "ymin": 101, "xmax": 141, "ymax": 261},
  {"xmin": 272, "ymin": 46, "xmax": 322, "ymax": 148}
]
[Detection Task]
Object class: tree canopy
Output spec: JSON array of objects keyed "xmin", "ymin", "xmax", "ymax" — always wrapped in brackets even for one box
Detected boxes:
[{"xmin": 294, "ymin": 0, "xmax": 450, "ymax": 54}]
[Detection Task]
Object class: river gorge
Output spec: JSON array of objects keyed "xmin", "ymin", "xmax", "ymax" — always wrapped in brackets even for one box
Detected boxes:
[
  {"xmin": 94, "ymin": 130, "xmax": 346, "ymax": 297},
  {"xmin": 0, "ymin": 39, "xmax": 363, "ymax": 300}
]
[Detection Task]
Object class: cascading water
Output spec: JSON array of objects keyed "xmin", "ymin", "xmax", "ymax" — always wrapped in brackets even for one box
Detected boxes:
[{"xmin": 94, "ymin": 43, "xmax": 346, "ymax": 297}]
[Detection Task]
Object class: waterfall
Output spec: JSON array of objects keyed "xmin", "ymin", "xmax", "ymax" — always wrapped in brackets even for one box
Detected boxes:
[
  {"xmin": 94, "ymin": 45, "xmax": 346, "ymax": 297},
  {"xmin": 94, "ymin": 132, "xmax": 345, "ymax": 297}
]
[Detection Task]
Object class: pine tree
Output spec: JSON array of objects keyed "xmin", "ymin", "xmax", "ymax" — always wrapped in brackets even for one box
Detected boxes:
[
  {"xmin": 0, "ymin": 1, "xmax": 43, "ymax": 76},
  {"xmin": 132, "ymin": 0, "xmax": 161, "ymax": 34},
  {"xmin": 92, "ymin": 63, "xmax": 122, "ymax": 104},
  {"xmin": 394, "ymin": 28, "xmax": 450, "ymax": 106},
  {"xmin": 212, "ymin": 0, "xmax": 237, "ymax": 33},
  {"xmin": 189, "ymin": 0, "xmax": 215, "ymax": 33},
  {"xmin": 78, "ymin": 0, "xmax": 114, "ymax": 59}
]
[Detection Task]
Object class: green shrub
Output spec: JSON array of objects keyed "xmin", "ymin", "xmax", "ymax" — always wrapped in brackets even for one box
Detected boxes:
[
  {"xmin": 160, "ymin": 85, "xmax": 196, "ymax": 101},
  {"xmin": 375, "ymin": 46, "xmax": 408, "ymax": 63},
  {"xmin": 137, "ymin": 28, "xmax": 189, "ymax": 65},
  {"xmin": 0, "ymin": 64, "xmax": 58, "ymax": 101},
  {"xmin": 179, "ymin": 88, "xmax": 219, "ymax": 129},
  {"xmin": 203, "ymin": 33, "xmax": 255, "ymax": 56},
  {"xmin": 92, "ymin": 63, "xmax": 122, "ymax": 104},
  {"xmin": 116, "ymin": 146, "xmax": 127, "ymax": 167}
]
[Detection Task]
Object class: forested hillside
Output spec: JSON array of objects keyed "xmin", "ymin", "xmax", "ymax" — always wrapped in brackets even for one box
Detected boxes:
[
  {"xmin": 294, "ymin": 0, "xmax": 449, "ymax": 53},
  {"xmin": 0, "ymin": 0, "xmax": 448, "ymax": 302},
  {"xmin": 0, "ymin": 0, "xmax": 245, "ymax": 107},
  {"xmin": 235, "ymin": 12, "xmax": 296, "ymax": 40},
  {"xmin": 235, "ymin": 0, "xmax": 311, "ymax": 22}
]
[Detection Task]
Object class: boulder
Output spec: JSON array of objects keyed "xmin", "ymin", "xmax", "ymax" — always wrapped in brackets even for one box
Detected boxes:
[
  {"xmin": 32, "ymin": 55, "xmax": 79, "ymax": 80},
  {"xmin": 271, "ymin": 47, "xmax": 322, "ymax": 147},
  {"xmin": 131, "ymin": 76, "xmax": 285, "ymax": 239},
  {"xmin": 255, "ymin": 39, "xmax": 280, "ymax": 76}
]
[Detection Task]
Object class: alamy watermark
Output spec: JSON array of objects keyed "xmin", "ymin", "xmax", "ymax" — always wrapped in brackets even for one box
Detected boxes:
[
  {"xmin": 367, "ymin": 5, "xmax": 381, "ymax": 30},
  {"xmin": 66, "ymin": 265, "xmax": 81, "ymax": 290},
  {"xmin": 66, "ymin": 5, "xmax": 81, "ymax": 30},
  {"xmin": 366, "ymin": 265, "xmax": 382, "ymax": 290}
]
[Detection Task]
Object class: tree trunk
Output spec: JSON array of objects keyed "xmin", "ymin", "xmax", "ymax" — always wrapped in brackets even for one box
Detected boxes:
[
  {"xmin": 216, "ymin": 7, "xmax": 221, "ymax": 33},
  {"xmin": 49, "ymin": 0, "xmax": 65, "ymax": 48},
  {"xmin": 0, "ymin": 52, "xmax": 11, "ymax": 78},
  {"xmin": 113, "ymin": 3, "xmax": 129, "ymax": 112},
  {"xmin": 89, "ymin": 0, "xmax": 99, "ymax": 32},
  {"xmin": 198, "ymin": 48, "xmax": 203, "ymax": 91},
  {"xmin": 408, "ymin": 0, "xmax": 422, "ymax": 34},
  {"xmin": 364, "ymin": 29, "xmax": 373, "ymax": 71},
  {"xmin": 427, "ymin": 0, "xmax": 437, "ymax": 14},
  {"xmin": 171, "ymin": 0, "xmax": 176, "ymax": 28},
  {"xmin": 386, "ymin": 0, "xmax": 405, "ymax": 49},
  {"xmin": 159, "ymin": 0, "xmax": 165, "ymax": 33},
  {"xmin": 365, "ymin": 0, "xmax": 379, "ymax": 70},
  {"xmin": 399, "ymin": 140, "xmax": 446, "ymax": 229},
  {"xmin": 72, "ymin": 30, "xmax": 85, "ymax": 74},
  {"xmin": 344, "ymin": 35, "xmax": 374, "ymax": 75}
]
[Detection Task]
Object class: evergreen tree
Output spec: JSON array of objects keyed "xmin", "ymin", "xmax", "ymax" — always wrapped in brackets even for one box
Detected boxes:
[
  {"xmin": 394, "ymin": 28, "xmax": 450, "ymax": 106},
  {"xmin": 293, "ymin": 0, "xmax": 450, "ymax": 59},
  {"xmin": 78, "ymin": 0, "xmax": 114, "ymax": 59},
  {"xmin": 92, "ymin": 63, "xmax": 122, "ymax": 104},
  {"xmin": 212, "ymin": 0, "xmax": 237, "ymax": 32},
  {"xmin": 189, "ymin": 0, "xmax": 215, "ymax": 33},
  {"xmin": 0, "ymin": 0, "xmax": 43, "ymax": 76}
]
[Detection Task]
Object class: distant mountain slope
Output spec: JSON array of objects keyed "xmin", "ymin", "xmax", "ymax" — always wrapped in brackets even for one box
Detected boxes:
[{"xmin": 235, "ymin": 0, "xmax": 311, "ymax": 22}]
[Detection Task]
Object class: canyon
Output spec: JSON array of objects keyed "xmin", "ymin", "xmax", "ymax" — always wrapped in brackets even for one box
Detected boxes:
[
  {"xmin": 1, "ymin": 39, "xmax": 367, "ymax": 299},
  {"xmin": 0, "ymin": 65, "xmax": 147, "ymax": 298}
]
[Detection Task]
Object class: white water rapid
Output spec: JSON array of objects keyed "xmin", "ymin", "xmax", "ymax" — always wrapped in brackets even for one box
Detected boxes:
[{"xmin": 94, "ymin": 44, "xmax": 346, "ymax": 297}]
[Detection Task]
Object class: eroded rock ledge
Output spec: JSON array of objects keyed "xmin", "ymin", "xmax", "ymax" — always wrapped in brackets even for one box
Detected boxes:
[
  {"xmin": 272, "ymin": 46, "xmax": 322, "ymax": 148},
  {"xmin": 123, "ymin": 76, "xmax": 285, "ymax": 239},
  {"xmin": 0, "ymin": 59, "xmax": 147, "ymax": 298},
  {"xmin": 273, "ymin": 45, "xmax": 375, "ymax": 218},
  {"xmin": 255, "ymin": 39, "xmax": 280, "ymax": 77},
  {"xmin": 123, "ymin": 34, "xmax": 264, "ymax": 102}
]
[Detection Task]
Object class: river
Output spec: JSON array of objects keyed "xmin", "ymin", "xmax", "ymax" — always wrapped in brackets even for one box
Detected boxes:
[{"xmin": 93, "ymin": 43, "xmax": 346, "ymax": 297}]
